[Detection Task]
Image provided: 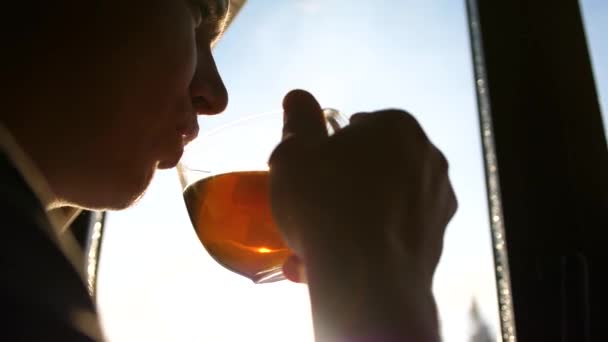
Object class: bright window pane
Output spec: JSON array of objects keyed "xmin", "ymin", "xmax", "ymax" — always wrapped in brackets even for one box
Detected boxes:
[
  {"xmin": 97, "ymin": 1, "xmax": 500, "ymax": 341},
  {"xmin": 580, "ymin": 0, "xmax": 608, "ymax": 137}
]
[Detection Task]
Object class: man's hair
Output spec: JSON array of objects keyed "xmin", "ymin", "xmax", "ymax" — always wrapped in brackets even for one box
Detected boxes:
[{"xmin": 206, "ymin": 0, "xmax": 231, "ymax": 46}]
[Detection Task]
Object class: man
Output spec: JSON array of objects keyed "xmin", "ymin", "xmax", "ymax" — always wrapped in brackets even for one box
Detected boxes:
[{"xmin": 1, "ymin": 0, "xmax": 456, "ymax": 341}]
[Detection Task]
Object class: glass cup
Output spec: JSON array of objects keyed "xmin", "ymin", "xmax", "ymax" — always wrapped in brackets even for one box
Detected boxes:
[{"xmin": 177, "ymin": 109, "xmax": 347, "ymax": 284}]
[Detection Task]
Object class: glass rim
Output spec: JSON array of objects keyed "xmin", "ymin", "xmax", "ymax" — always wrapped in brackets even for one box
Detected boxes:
[
  {"xmin": 183, "ymin": 107, "xmax": 345, "ymax": 152},
  {"xmin": 191, "ymin": 110, "xmax": 285, "ymax": 145},
  {"xmin": 178, "ymin": 107, "xmax": 346, "ymax": 178}
]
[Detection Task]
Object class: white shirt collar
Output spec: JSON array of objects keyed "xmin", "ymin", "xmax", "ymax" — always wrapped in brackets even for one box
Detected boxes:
[
  {"xmin": 0, "ymin": 122, "xmax": 105, "ymax": 339},
  {"xmin": 0, "ymin": 123, "xmax": 86, "ymax": 274},
  {"xmin": 0, "ymin": 123, "xmax": 82, "ymax": 228}
]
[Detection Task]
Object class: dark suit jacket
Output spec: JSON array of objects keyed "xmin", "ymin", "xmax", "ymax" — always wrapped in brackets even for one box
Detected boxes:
[{"xmin": 0, "ymin": 152, "xmax": 102, "ymax": 340}]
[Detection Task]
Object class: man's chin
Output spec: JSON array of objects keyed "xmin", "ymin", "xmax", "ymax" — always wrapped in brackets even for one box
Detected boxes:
[
  {"xmin": 65, "ymin": 169, "xmax": 155, "ymax": 211},
  {"xmin": 104, "ymin": 189, "xmax": 147, "ymax": 211},
  {"xmin": 107, "ymin": 173, "xmax": 154, "ymax": 210}
]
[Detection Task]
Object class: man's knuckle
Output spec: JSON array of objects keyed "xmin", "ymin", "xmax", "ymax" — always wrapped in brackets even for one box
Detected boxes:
[
  {"xmin": 378, "ymin": 109, "xmax": 416, "ymax": 126},
  {"xmin": 435, "ymin": 148, "xmax": 449, "ymax": 170},
  {"xmin": 448, "ymin": 184, "xmax": 458, "ymax": 214},
  {"xmin": 348, "ymin": 112, "xmax": 371, "ymax": 124},
  {"xmin": 385, "ymin": 110, "xmax": 429, "ymax": 143}
]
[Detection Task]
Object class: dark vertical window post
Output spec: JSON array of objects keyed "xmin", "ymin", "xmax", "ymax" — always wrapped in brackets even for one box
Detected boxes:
[{"xmin": 468, "ymin": 0, "xmax": 607, "ymax": 341}]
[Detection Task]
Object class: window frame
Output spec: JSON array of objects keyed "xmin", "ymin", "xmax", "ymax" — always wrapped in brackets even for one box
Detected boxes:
[{"xmin": 467, "ymin": 0, "xmax": 606, "ymax": 341}]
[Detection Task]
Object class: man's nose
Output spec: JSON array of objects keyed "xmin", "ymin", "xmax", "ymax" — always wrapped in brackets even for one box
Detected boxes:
[{"xmin": 190, "ymin": 50, "xmax": 228, "ymax": 115}]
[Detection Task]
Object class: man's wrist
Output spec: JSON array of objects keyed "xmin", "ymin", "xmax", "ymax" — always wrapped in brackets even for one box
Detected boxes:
[{"xmin": 302, "ymin": 240, "xmax": 439, "ymax": 342}]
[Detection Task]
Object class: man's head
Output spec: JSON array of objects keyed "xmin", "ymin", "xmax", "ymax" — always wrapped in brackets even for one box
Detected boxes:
[{"xmin": 3, "ymin": 0, "xmax": 230, "ymax": 210}]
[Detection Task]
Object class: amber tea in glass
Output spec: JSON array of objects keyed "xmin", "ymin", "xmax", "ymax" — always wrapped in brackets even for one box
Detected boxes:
[{"xmin": 177, "ymin": 109, "xmax": 346, "ymax": 283}]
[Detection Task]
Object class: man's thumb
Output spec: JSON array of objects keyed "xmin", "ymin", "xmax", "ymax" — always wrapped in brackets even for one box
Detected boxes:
[
  {"xmin": 269, "ymin": 89, "xmax": 327, "ymax": 166},
  {"xmin": 281, "ymin": 89, "xmax": 328, "ymax": 142}
]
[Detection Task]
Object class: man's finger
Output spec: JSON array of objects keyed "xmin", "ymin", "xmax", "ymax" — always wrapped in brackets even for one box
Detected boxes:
[
  {"xmin": 282, "ymin": 254, "xmax": 308, "ymax": 284},
  {"xmin": 281, "ymin": 89, "xmax": 328, "ymax": 142}
]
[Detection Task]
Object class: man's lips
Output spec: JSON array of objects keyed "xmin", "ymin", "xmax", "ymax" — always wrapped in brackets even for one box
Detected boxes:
[
  {"xmin": 157, "ymin": 147, "xmax": 184, "ymax": 169},
  {"xmin": 179, "ymin": 117, "xmax": 200, "ymax": 146},
  {"xmin": 158, "ymin": 116, "xmax": 199, "ymax": 170}
]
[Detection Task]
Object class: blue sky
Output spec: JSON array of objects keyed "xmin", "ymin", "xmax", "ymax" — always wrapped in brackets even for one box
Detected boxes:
[
  {"xmin": 581, "ymin": 0, "xmax": 608, "ymax": 134},
  {"xmin": 96, "ymin": 1, "xmax": 606, "ymax": 341}
]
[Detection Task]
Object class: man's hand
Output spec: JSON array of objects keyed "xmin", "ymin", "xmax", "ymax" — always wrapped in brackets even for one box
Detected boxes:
[{"xmin": 269, "ymin": 89, "xmax": 457, "ymax": 341}]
